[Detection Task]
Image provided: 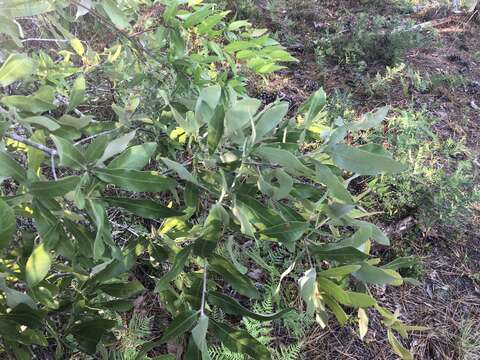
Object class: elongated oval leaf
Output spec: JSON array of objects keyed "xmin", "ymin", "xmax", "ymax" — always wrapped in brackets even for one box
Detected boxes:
[
  {"xmin": 102, "ymin": 197, "xmax": 183, "ymax": 220},
  {"xmin": 154, "ymin": 246, "xmax": 192, "ymax": 292},
  {"xmin": 0, "ymin": 0, "xmax": 54, "ymax": 17},
  {"xmin": 94, "ymin": 168, "xmax": 175, "ymax": 192},
  {"xmin": 25, "ymin": 244, "xmax": 51, "ymax": 287},
  {"xmin": 209, "ymin": 319, "xmax": 271, "ymax": 360},
  {"xmin": 328, "ymin": 143, "xmax": 405, "ymax": 175},
  {"xmin": 260, "ymin": 221, "xmax": 310, "ymax": 244},
  {"xmin": 209, "ymin": 291, "xmax": 292, "ymax": 321},
  {"xmin": 101, "ymin": 0, "xmax": 130, "ymax": 29},
  {"xmin": 19, "ymin": 116, "xmax": 60, "ymax": 131},
  {"xmin": 136, "ymin": 311, "xmax": 198, "ymax": 360},
  {"xmin": 30, "ymin": 176, "xmax": 80, "ymax": 198},
  {"xmin": 107, "ymin": 142, "xmax": 157, "ymax": 170},
  {"xmin": 0, "ymin": 199, "xmax": 15, "ymax": 249},
  {"xmin": 209, "ymin": 254, "xmax": 259, "ymax": 299},
  {"xmin": 99, "ymin": 279, "xmax": 144, "ymax": 298},
  {"xmin": 67, "ymin": 75, "xmax": 86, "ymax": 112},
  {"xmin": 254, "ymin": 102, "xmax": 288, "ymax": 143},
  {"xmin": 309, "ymin": 245, "xmax": 369, "ymax": 262},
  {"xmin": 0, "ymin": 151, "xmax": 27, "ymax": 183},
  {"xmin": 161, "ymin": 157, "xmax": 198, "ymax": 184},
  {"xmin": 255, "ymin": 146, "xmax": 312, "ymax": 175},
  {"xmin": 70, "ymin": 319, "xmax": 117, "ymax": 355},
  {"xmin": 207, "ymin": 105, "xmax": 225, "ymax": 154},
  {"xmin": 51, "ymin": 136, "xmax": 86, "ymax": 170},
  {"xmin": 96, "ymin": 130, "xmax": 135, "ymax": 165},
  {"xmin": 0, "ymin": 54, "xmax": 36, "ymax": 87}
]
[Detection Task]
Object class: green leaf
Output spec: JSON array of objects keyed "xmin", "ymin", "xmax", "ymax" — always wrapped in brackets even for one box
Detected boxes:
[
  {"xmin": 67, "ymin": 74, "xmax": 86, "ymax": 112},
  {"xmin": 0, "ymin": 199, "xmax": 15, "ymax": 249},
  {"xmin": 96, "ymin": 130, "xmax": 135, "ymax": 165},
  {"xmin": 25, "ymin": 243, "xmax": 51, "ymax": 287},
  {"xmin": 317, "ymin": 277, "xmax": 350, "ymax": 305},
  {"xmin": 208, "ymin": 291, "xmax": 292, "ymax": 321},
  {"xmin": 183, "ymin": 5, "xmax": 213, "ymax": 28},
  {"xmin": 224, "ymin": 98, "xmax": 261, "ymax": 136},
  {"xmin": 255, "ymin": 146, "xmax": 312, "ymax": 175},
  {"xmin": 344, "ymin": 292, "xmax": 377, "ymax": 308},
  {"xmin": 207, "ymin": 105, "xmax": 225, "ymax": 154},
  {"xmin": 136, "ymin": 311, "xmax": 198, "ymax": 359},
  {"xmin": 0, "ymin": 54, "xmax": 36, "ymax": 87},
  {"xmin": 351, "ymin": 220, "xmax": 390, "ymax": 246},
  {"xmin": 192, "ymin": 314, "xmax": 209, "ymax": 355},
  {"xmin": 0, "ymin": 0, "xmax": 54, "ymax": 17},
  {"xmin": 353, "ymin": 262, "xmax": 401, "ymax": 285},
  {"xmin": 318, "ymin": 265, "xmax": 361, "ymax": 278},
  {"xmin": 103, "ymin": 197, "xmax": 183, "ymax": 220},
  {"xmin": 232, "ymin": 204, "xmax": 255, "ymax": 237},
  {"xmin": 88, "ymin": 200, "xmax": 110, "ymax": 260},
  {"xmin": 236, "ymin": 193, "xmax": 282, "ymax": 228},
  {"xmin": 387, "ymin": 329, "xmax": 413, "ymax": 360},
  {"xmin": 155, "ymin": 246, "xmax": 192, "ymax": 292},
  {"xmin": 30, "ymin": 176, "xmax": 80, "ymax": 198},
  {"xmin": 324, "ymin": 295, "xmax": 348, "ymax": 325},
  {"xmin": 70, "ymin": 319, "xmax": 117, "ymax": 354},
  {"xmin": 209, "ymin": 254, "xmax": 259, "ymax": 299},
  {"xmin": 1, "ymin": 304, "xmax": 45, "ymax": 328},
  {"xmin": 101, "ymin": 0, "xmax": 130, "ymax": 29},
  {"xmin": 2, "ymin": 86, "xmax": 56, "ymax": 113},
  {"xmin": 161, "ymin": 157, "xmax": 198, "ymax": 184},
  {"xmin": 108, "ymin": 142, "xmax": 157, "ymax": 170},
  {"xmin": 0, "ymin": 15, "xmax": 23, "ymax": 46},
  {"xmin": 254, "ymin": 102, "xmax": 288, "ymax": 143},
  {"xmin": 193, "ymin": 204, "xmax": 227, "ymax": 257},
  {"xmin": 94, "ymin": 168, "xmax": 175, "ymax": 192},
  {"xmin": 199, "ymin": 84, "xmax": 222, "ymax": 110},
  {"xmin": 56, "ymin": 114, "xmax": 91, "ymax": 129},
  {"xmin": 309, "ymin": 245, "xmax": 369, "ymax": 262},
  {"xmin": 328, "ymin": 144, "xmax": 405, "ymax": 175},
  {"xmin": 51, "ymin": 135, "xmax": 86, "ymax": 169},
  {"xmin": 99, "ymin": 279, "xmax": 144, "ymax": 298},
  {"xmin": 18, "ymin": 116, "xmax": 60, "ymax": 131},
  {"xmin": 349, "ymin": 106, "xmax": 388, "ymax": 131},
  {"xmin": 226, "ymin": 235, "xmax": 248, "ymax": 274},
  {"xmin": 300, "ymin": 88, "xmax": 326, "ymax": 128},
  {"xmin": 260, "ymin": 221, "xmax": 310, "ymax": 244},
  {"xmin": 0, "ymin": 151, "xmax": 27, "ymax": 182},
  {"xmin": 225, "ymin": 40, "xmax": 258, "ymax": 53},
  {"xmin": 210, "ymin": 319, "xmax": 271, "ymax": 360},
  {"xmin": 314, "ymin": 164, "xmax": 353, "ymax": 204},
  {"xmin": 94, "ymin": 299, "xmax": 133, "ymax": 312},
  {"xmin": 298, "ymin": 268, "xmax": 317, "ymax": 316}
]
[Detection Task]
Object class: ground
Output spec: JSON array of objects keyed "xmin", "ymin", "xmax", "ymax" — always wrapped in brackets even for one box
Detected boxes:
[{"xmin": 232, "ymin": 1, "xmax": 480, "ymax": 359}]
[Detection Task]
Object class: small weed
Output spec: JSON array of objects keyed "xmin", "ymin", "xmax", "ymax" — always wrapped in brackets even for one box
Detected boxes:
[
  {"xmin": 314, "ymin": 13, "xmax": 428, "ymax": 68},
  {"xmin": 363, "ymin": 110, "xmax": 480, "ymax": 229},
  {"xmin": 458, "ymin": 318, "xmax": 480, "ymax": 360}
]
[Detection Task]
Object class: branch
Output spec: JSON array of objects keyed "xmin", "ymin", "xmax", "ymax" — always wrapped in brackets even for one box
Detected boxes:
[{"xmin": 6, "ymin": 133, "xmax": 58, "ymax": 156}]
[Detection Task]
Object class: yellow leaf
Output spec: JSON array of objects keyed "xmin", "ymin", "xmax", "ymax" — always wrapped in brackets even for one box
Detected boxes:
[
  {"xmin": 69, "ymin": 38, "xmax": 84, "ymax": 56},
  {"xmin": 358, "ymin": 308, "xmax": 368, "ymax": 340}
]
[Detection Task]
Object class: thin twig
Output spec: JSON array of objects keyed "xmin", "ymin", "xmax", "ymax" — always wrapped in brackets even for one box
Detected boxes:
[
  {"xmin": 21, "ymin": 38, "xmax": 68, "ymax": 43},
  {"xmin": 7, "ymin": 133, "xmax": 58, "ymax": 156},
  {"xmin": 200, "ymin": 260, "xmax": 208, "ymax": 316},
  {"xmin": 50, "ymin": 155, "xmax": 58, "ymax": 181},
  {"xmin": 74, "ymin": 128, "xmax": 119, "ymax": 145}
]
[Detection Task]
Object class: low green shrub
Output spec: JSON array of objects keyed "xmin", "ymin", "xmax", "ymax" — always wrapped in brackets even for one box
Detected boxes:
[
  {"xmin": 315, "ymin": 13, "xmax": 427, "ymax": 68},
  {"xmin": 363, "ymin": 110, "xmax": 479, "ymax": 229},
  {"xmin": 0, "ymin": 1, "xmax": 425, "ymax": 359}
]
